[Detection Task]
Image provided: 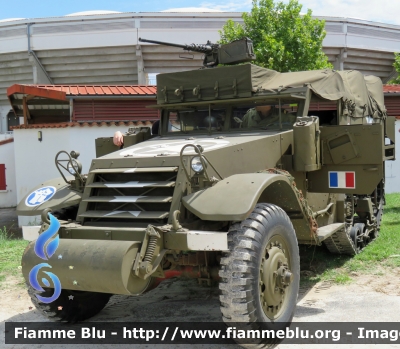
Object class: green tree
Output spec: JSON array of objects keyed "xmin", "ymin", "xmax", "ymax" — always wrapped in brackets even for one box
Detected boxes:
[
  {"xmin": 388, "ymin": 53, "xmax": 400, "ymax": 84},
  {"xmin": 219, "ymin": 0, "xmax": 332, "ymax": 72}
]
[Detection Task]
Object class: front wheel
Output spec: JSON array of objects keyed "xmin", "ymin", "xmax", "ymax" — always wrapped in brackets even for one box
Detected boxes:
[
  {"xmin": 219, "ymin": 203, "xmax": 299, "ymax": 346},
  {"xmin": 28, "ymin": 286, "xmax": 111, "ymax": 322}
]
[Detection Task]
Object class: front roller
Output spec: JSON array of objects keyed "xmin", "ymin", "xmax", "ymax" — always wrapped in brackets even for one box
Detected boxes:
[{"xmin": 22, "ymin": 239, "xmax": 153, "ymax": 296}]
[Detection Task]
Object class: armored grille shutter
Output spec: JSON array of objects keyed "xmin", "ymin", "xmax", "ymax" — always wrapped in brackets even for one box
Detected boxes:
[{"xmin": 0, "ymin": 164, "xmax": 6, "ymax": 190}]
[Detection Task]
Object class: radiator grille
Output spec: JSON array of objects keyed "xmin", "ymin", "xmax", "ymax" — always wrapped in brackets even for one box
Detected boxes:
[{"xmin": 80, "ymin": 167, "xmax": 178, "ymax": 227}]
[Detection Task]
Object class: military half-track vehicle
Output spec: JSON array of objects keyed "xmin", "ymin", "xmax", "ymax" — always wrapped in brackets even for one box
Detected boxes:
[{"xmin": 18, "ymin": 38, "xmax": 394, "ymax": 337}]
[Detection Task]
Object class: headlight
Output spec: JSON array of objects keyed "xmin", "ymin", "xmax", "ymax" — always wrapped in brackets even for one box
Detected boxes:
[
  {"xmin": 67, "ymin": 159, "xmax": 82, "ymax": 175},
  {"xmin": 191, "ymin": 156, "xmax": 206, "ymax": 173}
]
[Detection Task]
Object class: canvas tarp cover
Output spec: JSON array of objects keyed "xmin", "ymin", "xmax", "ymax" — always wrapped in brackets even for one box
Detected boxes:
[{"xmin": 250, "ymin": 64, "xmax": 386, "ymax": 119}]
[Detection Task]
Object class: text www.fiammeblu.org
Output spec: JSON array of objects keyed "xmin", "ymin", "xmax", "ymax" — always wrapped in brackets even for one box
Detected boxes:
[{"xmin": 120, "ymin": 327, "xmax": 400, "ymax": 342}]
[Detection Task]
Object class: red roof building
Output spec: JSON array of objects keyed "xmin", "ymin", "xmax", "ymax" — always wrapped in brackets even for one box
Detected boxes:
[{"xmin": 7, "ymin": 84, "xmax": 158, "ymax": 129}]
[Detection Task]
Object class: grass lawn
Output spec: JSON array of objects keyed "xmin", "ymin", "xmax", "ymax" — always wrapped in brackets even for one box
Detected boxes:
[
  {"xmin": 0, "ymin": 227, "xmax": 29, "ymax": 288},
  {"xmin": 300, "ymin": 193, "xmax": 400, "ymax": 285}
]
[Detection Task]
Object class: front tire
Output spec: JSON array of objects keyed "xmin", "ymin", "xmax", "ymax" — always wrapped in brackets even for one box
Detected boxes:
[
  {"xmin": 219, "ymin": 203, "xmax": 299, "ymax": 345},
  {"xmin": 28, "ymin": 285, "xmax": 111, "ymax": 322}
]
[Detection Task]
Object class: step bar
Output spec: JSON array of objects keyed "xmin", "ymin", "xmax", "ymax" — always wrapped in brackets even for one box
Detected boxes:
[{"xmin": 316, "ymin": 222, "xmax": 346, "ymax": 243}]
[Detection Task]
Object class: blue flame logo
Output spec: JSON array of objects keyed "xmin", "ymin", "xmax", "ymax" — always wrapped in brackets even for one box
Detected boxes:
[
  {"xmin": 34, "ymin": 214, "xmax": 60, "ymax": 260},
  {"xmin": 29, "ymin": 263, "xmax": 62, "ymax": 303},
  {"xmin": 29, "ymin": 213, "xmax": 62, "ymax": 304}
]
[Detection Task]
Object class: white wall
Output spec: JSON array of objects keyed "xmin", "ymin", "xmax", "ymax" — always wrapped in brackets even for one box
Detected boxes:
[
  {"xmin": 13, "ymin": 125, "xmax": 132, "ymax": 225},
  {"xmin": 385, "ymin": 119, "xmax": 400, "ymax": 194},
  {"xmin": 0, "ymin": 105, "xmax": 11, "ymax": 134},
  {"xmin": 0, "ymin": 135, "xmax": 17, "ymax": 207}
]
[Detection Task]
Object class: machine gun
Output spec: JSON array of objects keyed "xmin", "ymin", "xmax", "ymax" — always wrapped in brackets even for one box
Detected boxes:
[{"xmin": 139, "ymin": 37, "xmax": 256, "ymax": 67}]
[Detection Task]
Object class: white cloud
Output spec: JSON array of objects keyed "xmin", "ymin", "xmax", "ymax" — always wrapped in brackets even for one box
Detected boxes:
[
  {"xmin": 194, "ymin": 0, "xmax": 400, "ymax": 25},
  {"xmin": 162, "ymin": 7, "xmax": 223, "ymax": 12},
  {"xmin": 200, "ymin": 0, "xmax": 252, "ymax": 12},
  {"xmin": 288, "ymin": 0, "xmax": 400, "ymax": 25}
]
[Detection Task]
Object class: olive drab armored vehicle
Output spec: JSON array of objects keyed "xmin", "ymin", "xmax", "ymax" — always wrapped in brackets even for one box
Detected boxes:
[{"xmin": 18, "ymin": 37, "xmax": 394, "ymax": 341}]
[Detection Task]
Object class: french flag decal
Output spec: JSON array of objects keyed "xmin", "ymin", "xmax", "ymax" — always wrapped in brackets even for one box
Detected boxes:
[{"xmin": 329, "ymin": 171, "xmax": 355, "ymax": 189}]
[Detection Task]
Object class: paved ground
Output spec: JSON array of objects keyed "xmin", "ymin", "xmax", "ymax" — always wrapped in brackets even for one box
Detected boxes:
[{"xmin": 1, "ymin": 275, "xmax": 400, "ymax": 349}]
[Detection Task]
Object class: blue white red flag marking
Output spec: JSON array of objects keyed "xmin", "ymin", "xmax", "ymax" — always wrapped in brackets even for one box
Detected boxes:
[{"xmin": 329, "ymin": 171, "xmax": 355, "ymax": 189}]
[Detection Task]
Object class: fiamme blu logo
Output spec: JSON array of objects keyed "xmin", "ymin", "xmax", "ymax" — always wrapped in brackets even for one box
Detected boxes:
[{"xmin": 28, "ymin": 213, "xmax": 62, "ymax": 303}]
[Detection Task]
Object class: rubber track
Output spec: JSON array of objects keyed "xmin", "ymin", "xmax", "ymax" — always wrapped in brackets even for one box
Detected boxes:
[
  {"xmin": 323, "ymin": 226, "xmax": 357, "ymax": 256},
  {"xmin": 324, "ymin": 196, "xmax": 384, "ymax": 256}
]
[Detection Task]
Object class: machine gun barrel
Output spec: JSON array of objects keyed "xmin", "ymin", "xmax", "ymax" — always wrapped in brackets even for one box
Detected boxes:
[
  {"xmin": 139, "ymin": 38, "xmax": 213, "ymax": 54},
  {"xmin": 139, "ymin": 37, "xmax": 255, "ymax": 67}
]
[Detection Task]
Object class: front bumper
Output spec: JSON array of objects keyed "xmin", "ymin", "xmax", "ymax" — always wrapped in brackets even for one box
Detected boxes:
[
  {"xmin": 57, "ymin": 223, "xmax": 228, "ymax": 251},
  {"xmin": 22, "ymin": 223, "xmax": 228, "ymax": 296}
]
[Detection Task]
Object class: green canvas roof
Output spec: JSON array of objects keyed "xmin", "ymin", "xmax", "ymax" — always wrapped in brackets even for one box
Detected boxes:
[{"xmin": 249, "ymin": 65, "xmax": 386, "ymax": 119}]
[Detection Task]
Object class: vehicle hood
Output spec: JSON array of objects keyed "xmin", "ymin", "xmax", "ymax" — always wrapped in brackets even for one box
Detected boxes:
[{"xmin": 98, "ymin": 133, "xmax": 277, "ymax": 161}]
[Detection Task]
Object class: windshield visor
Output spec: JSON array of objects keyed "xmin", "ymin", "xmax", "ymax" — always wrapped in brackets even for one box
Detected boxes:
[{"xmin": 165, "ymin": 101, "xmax": 299, "ymax": 134}]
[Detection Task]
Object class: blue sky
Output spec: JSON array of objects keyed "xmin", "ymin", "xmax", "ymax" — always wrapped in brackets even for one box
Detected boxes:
[
  {"xmin": 0, "ymin": 0, "xmax": 251, "ymax": 19},
  {"xmin": 0, "ymin": 0, "xmax": 399, "ymax": 25}
]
